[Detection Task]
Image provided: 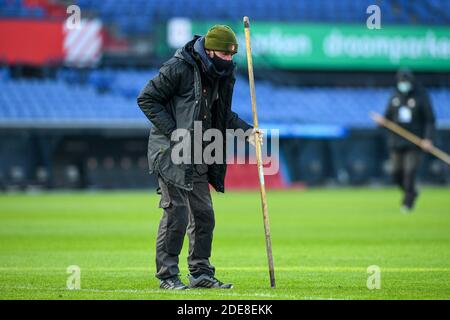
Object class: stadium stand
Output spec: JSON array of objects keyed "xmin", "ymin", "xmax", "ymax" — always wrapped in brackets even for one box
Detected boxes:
[
  {"xmin": 1, "ymin": 70, "xmax": 449, "ymax": 130},
  {"xmin": 1, "ymin": 0, "xmax": 449, "ymax": 35},
  {"xmin": 0, "ymin": 77, "xmax": 145, "ymax": 127},
  {"xmin": 0, "ymin": 0, "xmax": 65, "ymax": 18},
  {"xmin": 1, "ymin": 1, "xmax": 449, "ymax": 189},
  {"xmin": 74, "ymin": 0, "xmax": 450, "ymax": 28}
]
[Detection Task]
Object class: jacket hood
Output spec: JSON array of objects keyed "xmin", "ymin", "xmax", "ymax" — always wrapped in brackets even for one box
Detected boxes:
[
  {"xmin": 396, "ymin": 68, "xmax": 415, "ymax": 83},
  {"xmin": 175, "ymin": 35, "xmax": 235, "ymax": 79},
  {"xmin": 395, "ymin": 68, "xmax": 417, "ymax": 94}
]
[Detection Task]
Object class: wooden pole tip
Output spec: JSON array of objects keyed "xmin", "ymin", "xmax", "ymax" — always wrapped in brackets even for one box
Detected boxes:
[
  {"xmin": 243, "ymin": 16, "xmax": 250, "ymax": 28},
  {"xmin": 369, "ymin": 112, "xmax": 383, "ymax": 124}
]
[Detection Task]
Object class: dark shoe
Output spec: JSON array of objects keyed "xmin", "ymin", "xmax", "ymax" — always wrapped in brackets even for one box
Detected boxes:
[
  {"xmin": 160, "ymin": 276, "xmax": 189, "ymax": 290},
  {"xmin": 188, "ymin": 274, "xmax": 233, "ymax": 289},
  {"xmin": 402, "ymin": 191, "xmax": 418, "ymax": 212}
]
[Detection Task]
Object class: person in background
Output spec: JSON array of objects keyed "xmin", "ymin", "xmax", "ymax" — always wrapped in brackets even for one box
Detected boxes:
[{"xmin": 384, "ymin": 69, "xmax": 436, "ymax": 213}]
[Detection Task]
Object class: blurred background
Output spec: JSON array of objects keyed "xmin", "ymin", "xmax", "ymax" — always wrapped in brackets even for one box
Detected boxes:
[{"xmin": 0, "ymin": 0, "xmax": 449, "ymax": 191}]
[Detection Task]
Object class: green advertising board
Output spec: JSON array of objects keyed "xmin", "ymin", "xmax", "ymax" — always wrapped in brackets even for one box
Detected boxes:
[{"xmin": 163, "ymin": 20, "xmax": 450, "ymax": 71}]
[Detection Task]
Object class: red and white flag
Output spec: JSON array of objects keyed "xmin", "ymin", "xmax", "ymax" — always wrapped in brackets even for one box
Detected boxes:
[{"xmin": 63, "ymin": 19, "xmax": 103, "ymax": 68}]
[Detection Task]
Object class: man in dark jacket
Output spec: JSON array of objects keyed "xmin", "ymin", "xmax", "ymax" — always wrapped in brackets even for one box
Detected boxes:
[
  {"xmin": 384, "ymin": 69, "xmax": 436, "ymax": 213},
  {"xmin": 137, "ymin": 25, "xmax": 260, "ymax": 289}
]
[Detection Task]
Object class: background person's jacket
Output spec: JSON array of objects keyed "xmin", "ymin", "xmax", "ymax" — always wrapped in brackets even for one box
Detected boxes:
[
  {"xmin": 137, "ymin": 36, "xmax": 252, "ymax": 192},
  {"xmin": 384, "ymin": 83, "xmax": 436, "ymax": 150}
]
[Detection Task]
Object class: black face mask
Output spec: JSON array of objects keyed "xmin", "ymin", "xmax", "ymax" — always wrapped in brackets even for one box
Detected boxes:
[{"xmin": 211, "ymin": 53, "xmax": 233, "ymax": 72}]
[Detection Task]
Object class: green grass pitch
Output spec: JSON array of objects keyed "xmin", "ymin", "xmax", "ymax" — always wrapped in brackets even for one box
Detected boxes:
[{"xmin": 0, "ymin": 187, "xmax": 449, "ymax": 300}]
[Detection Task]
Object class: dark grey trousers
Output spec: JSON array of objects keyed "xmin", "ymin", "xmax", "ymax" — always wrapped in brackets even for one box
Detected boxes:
[
  {"xmin": 155, "ymin": 166, "xmax": 215, "ymax": 280},
  {"xmin": 390, "ymin": 148, "xmax": 421, "ymax": 207}
]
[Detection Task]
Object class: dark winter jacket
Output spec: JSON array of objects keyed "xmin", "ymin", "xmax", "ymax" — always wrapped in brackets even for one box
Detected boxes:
[
  {"xmin": 137, "ymin": 36, "xmax": 252, "ymax": 192},
  {"xmin": 384, "ymin": 83, "xmax": 436, "ymax": 150}
]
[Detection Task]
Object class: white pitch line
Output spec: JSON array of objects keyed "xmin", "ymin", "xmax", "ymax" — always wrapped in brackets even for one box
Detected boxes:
[
  {"xmin": 0, "ymin": 285, "xmax": 303, "ymax": 299},
  {"xmin": 1, "ymin": 266, "xmax": 449, "ymax": 272}
]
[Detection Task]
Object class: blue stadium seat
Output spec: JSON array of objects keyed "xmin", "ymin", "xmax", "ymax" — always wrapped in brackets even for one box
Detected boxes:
[
  {"xmin": 2, "ymin": 0, "xmax": 449, "ymax": 35},
  {"xmin": 0, "ymin": 69, "xmax": 449, "ymax": 129}
]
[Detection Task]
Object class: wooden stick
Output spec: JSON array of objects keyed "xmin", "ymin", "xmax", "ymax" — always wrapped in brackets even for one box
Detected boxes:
[
  {"xmin": 370, "ymin": 112, "xmax": 450, "ymax": 165},
  {"xmin": 243, "ymin": 16, "xmax": 275, "ymax": 288}
]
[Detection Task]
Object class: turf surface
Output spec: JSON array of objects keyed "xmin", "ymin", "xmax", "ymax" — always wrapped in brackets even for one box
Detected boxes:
[{"xmin": 0, "ymin": 187, "xmax": 449, "ymax": 300}]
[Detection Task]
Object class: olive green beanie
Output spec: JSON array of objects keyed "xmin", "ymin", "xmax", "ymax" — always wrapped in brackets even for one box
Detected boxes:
[{"xmin": 204, "ymin": 25, "xmax": 238, "ymax": 54}]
